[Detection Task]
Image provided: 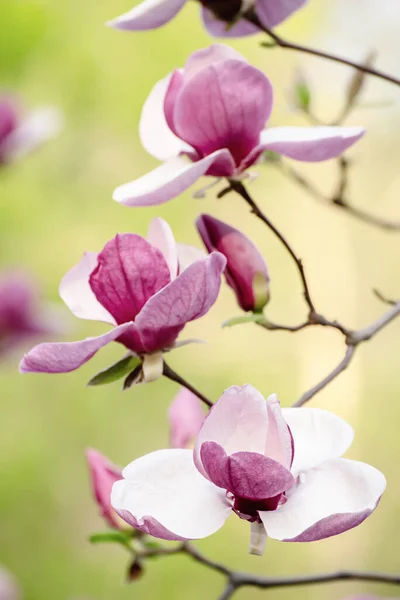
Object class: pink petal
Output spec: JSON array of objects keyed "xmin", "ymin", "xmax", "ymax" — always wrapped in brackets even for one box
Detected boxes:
[
  {"xmin": 172, "ymin": 60, "xmax": 273, "ymax": 166},
  {"xmin": 256, "ymin": 126, "xmax": 365, "ymax": 162},
  {"xmin": 113, "ymin": 151, "xmax": 234, "ymax": 207},
  {"xmin": 85, "ymin": 448, "xmax": 122, "ymax": 529},
  {"xmin": 194, "ymin": 385, "xmax": 270, "ymax": 478},
  {"xmin": 201, "ymin": 442, "xmax": 294, "ymax": 499},
  {"xmin": 134, "ymin": 251, "xmax": 226, "ymax": 352},
  {"xmin": 0, "ymin": 98, "xmax": 18, "ymax": 142},
  {"xmin": 59, "ymin": 252, "xmax": 115, "ymax": 324},
  {"xmin": 265, "ymin": 394, "xmax": 294, "ymax": 469},
  {"xmin": 256, "ymin": 0, "xmax": 308, "ymax": 28},
  {"xmin": 111, "ymin": 449, "xmax": 231, "ymax": 540},
  {"xmin": 168, "ymin": 388, "xmax": 205, "ymax": 448},
  {"xmin": 107, "ymin": 0, "xmax": 186, "ymax": 31},
  {"xmin": 140, "ymin": 73, "xmax": 191, "ymax": 161},
  {"xmin": 259, "ymin": 458, "xmax": 386, "ymax": 541},
  {"xmin": 89, "ymin": 234, "xmax": 171, "ymax": 324},
  {"xmin": 282, "ymin": 407, "xmax": 354, "ymax": 476},
  {"xmin": 201, "ymin": 7, "xmax": 259, "ymax": 37},
  {"xmin": 19, "ymin": 322, "xmax": 136, "ymax": 374}
]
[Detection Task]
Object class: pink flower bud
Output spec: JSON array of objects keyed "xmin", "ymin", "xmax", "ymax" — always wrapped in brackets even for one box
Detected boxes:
[
  {"xmin": 196, "ymin": 214, "xmax": 270, "ymax": 312},
  {"xmin": 168, "ymin": 388, "xmax": 205, "ymax": 449},
  {"xmin": 85, "ymin": 449, "xmax": 122, "ymax": 529}
]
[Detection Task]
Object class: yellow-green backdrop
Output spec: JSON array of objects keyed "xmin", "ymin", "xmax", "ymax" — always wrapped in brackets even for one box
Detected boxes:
[{"xmin": 1, "ymin": 1, "xmax": 400, "ymax": 599}]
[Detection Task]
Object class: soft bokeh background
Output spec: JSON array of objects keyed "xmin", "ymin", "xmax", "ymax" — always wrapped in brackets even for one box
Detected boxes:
[{"xmin": 1, "ymin": 1, "xmax": 400, "ymax": 598}]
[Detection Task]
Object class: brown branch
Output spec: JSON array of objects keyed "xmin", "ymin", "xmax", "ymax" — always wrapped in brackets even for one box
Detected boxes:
[
  {"xmin": 162, "ymin": 361, "xmax": 213, "ymax": 408},
  {"xmin": 294, "ymin": 301, "xmax": 400, "ymax": 406},
  {"xmin": 228, "ymin": 178, "xmax": 316, "ymax": 314},
  {"xmin": 276, "ymin": 159, "xmax": 400, "ymax": 232},
  {"xmin": 245, "ymin": 12, "xmax": 400, "ymax": 88},
  {"xmin": 139, "ymin": 541, "xmax": 400, "ymax": 598}
]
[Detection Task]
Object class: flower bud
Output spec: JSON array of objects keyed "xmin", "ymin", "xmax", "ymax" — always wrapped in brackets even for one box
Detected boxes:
[
  {"xmin": 85, "ymin": 449, "xmax": 122, "ymax": 529},
  {"xmin": 168, "ymin": 388, "xmax": 204, "ymax": 449},
  {"xmin": 196, "ymin": 214, "xmax": 269, "ymax": 312}
]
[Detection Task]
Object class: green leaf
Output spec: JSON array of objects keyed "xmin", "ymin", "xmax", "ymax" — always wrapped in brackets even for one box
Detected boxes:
[
  {"xmin": 87, "ymin": 355, "xmax": 141, "ymax": 387},
  {"xmin": 222, "ymin": 314, "xmax": 266, "ymax": 328},
  {"xmin": 89, "ymin": 530, "xmax": 132, "ymax": 545}
]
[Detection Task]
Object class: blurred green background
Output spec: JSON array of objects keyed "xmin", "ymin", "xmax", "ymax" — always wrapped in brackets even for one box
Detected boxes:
[{"xmin": 1, "ymin": 1, "xmax": 400, "ymax": 599}]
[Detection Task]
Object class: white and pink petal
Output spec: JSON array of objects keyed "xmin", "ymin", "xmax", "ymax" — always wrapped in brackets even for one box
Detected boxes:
[
  {"xmin": 113, "ymin": 151, "xmax": 235, "ymax": 208},
  {"xmin": 259, "ymin": 458, "xmax": 386, "ymax": 542},
  {"xmin": 194, "ymin": 385, "xmax": 270, "ymax": 477},
  {"xmin": 59, "ymin": 252, "xmax": 115, "ymax": 324},
  {"xmin": 111, "ymin": 449, "xmax": 231, "ymax": 540}
]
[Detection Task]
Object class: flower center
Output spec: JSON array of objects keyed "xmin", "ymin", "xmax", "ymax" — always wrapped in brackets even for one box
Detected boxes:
[{"xmin": 231, "ymin": 492, "xmax": 287, "ymax": 523}]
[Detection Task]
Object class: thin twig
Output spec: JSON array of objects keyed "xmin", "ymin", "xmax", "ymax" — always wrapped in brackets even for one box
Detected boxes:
[
  {"xmin": 162, "ymin": 361, "xmax": 213, "ymax": 408},
  {"xmin": 293, "ymin": 345, "xmax": 356, "ymax": 407},
  {"xmin": 245, "ymin": 12, "xmax": 400, "ymax": 88},
  {"xmin": 276, "ymin": 160, "xmax": 400, "ymax": 232},
  {"xmin": 233, "ymin": 569, "xmax": 400, "ymax": 590},
  {"xmin": 229, "ymin": 178, "xmax": 316, "ymax": 314},
  {"xmin": 183, "ymin": 542, "xmax": 232, "ymax": 577},
  {"xmin": 217, "ymin": 580, "xmax": 237, "ymax": 600},
  {"xmin": 294, "ymin": 301, "xmax": 400, "ymax": 406}
]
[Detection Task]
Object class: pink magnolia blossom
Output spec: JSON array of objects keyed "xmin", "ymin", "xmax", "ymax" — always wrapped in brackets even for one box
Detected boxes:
[
  {"xmin": 19, "ymin": 218, "xmax": 225, "ymax": 377},
  {"xmin": 196, "ymin": 214, "xmax": 269, "ymax": 312},
  {"xmin": 111, "ymin": 385, "xmax": 385, "ymax": 555},
  {"xmin": 168, "ymin": 388, "xmax": 205, "ymax": 449},
  {"xmin": 0, "ymin": 96, "xmax": 62, "ymax": 165},
  {"xmin": 113, "ymin": 45, "xmax": 364, "ymax": 208},
  {"xmin": 86, "ymin": 449, "xmax": 123, "ymax": 529},
  {"xmin": 0, "ymin": 568, "xmax": 20, "ymax": 600},
  {"xmin": 0, "ymin": 270, "xmax": 59, "ymax": 359},
  {"xmin": 107, "ymin": 0, "xmax": 307, "ymax": 36}
]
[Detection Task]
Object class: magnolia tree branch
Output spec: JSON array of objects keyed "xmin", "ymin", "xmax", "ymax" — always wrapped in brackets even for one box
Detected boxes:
[
  {"xmin": 245, "ymin": 12, "xmax": 400, "ymax": 88},
  {"xmin": 162, "ymin": 360, "xmax": 214, "ymax": 408},
  {"xmin": 275, "ymin": 158, "xmax": 400, "ymax": 232},
  {"xmin": 226, "ymin": 180, "xmax": 400, "ymax": 406},
  {"xmin": 138, "ymin": 541, "xmax": 400, "ymax": 599}
]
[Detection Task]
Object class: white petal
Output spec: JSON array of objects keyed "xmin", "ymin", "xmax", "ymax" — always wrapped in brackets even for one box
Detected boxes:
[
  {"xmin": 176, "ymin": 243, "xmax": 206, "ymax": 272},
  {"xmin": 194, "ymin": 385, "xmax": 269, "ymax": 477},
  {"xmin": 139, "ymin": 74, "xmax": 191, "ymax": 161},
  {"xmin": 258, "ymin": 126, "xmax": 365, "ymax": 162},
  {"xmin": 112, "ymin": 449, "xmax": 231, "ymax": 539},
  {"xmin": 260, "ymin": 458, "xmax": 386, "ymax": 541},
  {"xmin": 147, "ymin": 217, "xmax": 178, "ymax": 279},
  {"xmin": 113, "ymin": 151, "xmax": 232, "ymax": 207},
  {"xmin": 282, "ymin": 407, "xmax": 354, "ymax": 476},
  {"xmin": 107, "ymin": 0, "xmax": 187, "ymax": 31},
  {"xmin": 59, "ymin": 252, "xmax": 115, "ymax": 324}
]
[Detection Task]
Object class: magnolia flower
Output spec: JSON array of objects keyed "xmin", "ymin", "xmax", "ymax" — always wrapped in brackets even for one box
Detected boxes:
[
  {"xmin": 196, "ymin": 214, "xmax": 269, "ymax": 312},
  {"xmin": 168, "ymin": 388, "xmax": 205, "ymax": 449},
  {"xmin": 0, "ymin": 567, "xmax": 20, "ymax": 600},
  {"xmin": 0, "ymin": 96, "xmax": 62, "ymax": 165},
  {"xmin": 108, "ymin": 0, "xmax": 307, "ymax": 37},
  {"xmin": 112, "ymin": 385, "xmax": 385, "ymax": 555},
  {"xmin": 113, "ymin": 44, "xmax": 364, "ymax": 208},
  {"xmin": 19, "ymin": 218, "xmax": 225, "ymax": 380},
  {"xmin": 0, "ymin": 270, "xmax": 59, "ymax": 359},
  {"xmin": 86, "ymin": 449, "xmax": 123, "ymax": 529}
]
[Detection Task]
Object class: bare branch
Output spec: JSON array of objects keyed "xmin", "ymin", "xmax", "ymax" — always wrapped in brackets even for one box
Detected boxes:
[
  {"xmin": 162, "ymin": 361, "xmax": 213, "ymax": 408},
  {"xmin": 217, "ymin": 580, "xmax": 237, "ymax": 600},
  {"xmin": 293, "ymin": 345, "xmax": 356, "ymax": 407},
  {"xmin": 245, "ymin": 12, "xmax": 400, "ymax": 88}
]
